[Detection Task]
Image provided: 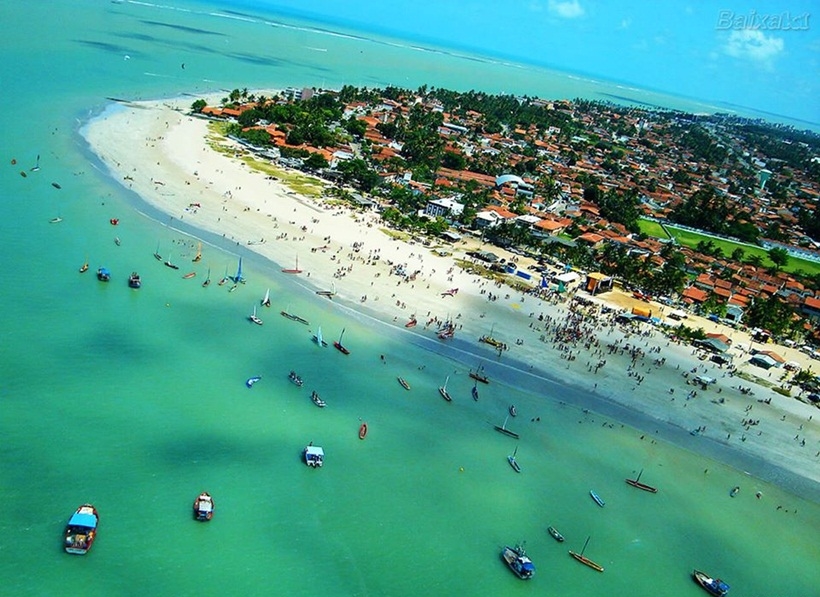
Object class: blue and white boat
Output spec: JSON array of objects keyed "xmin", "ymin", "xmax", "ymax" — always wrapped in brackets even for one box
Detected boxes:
[
  {"xmin": 64, "ymin": 504, "xmax": 99, "ymax": 555},
  {"xmin": 501, "ymin": 544, "xmax": 534, "ymax": 579},
  {"xmin": 590, "ymin": 490, "xmax": 605, "ymax": 507},
  {"xmin": 96, "ymin": 267, "xmax": 110, "ymax": 282},
  {"xmin": 693, "ymin": 569, "xmax": 730, "ymax": 596}
]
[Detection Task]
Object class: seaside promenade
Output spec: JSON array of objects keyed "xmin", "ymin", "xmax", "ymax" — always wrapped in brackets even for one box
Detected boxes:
[{"xmin": 83, "ymin": 95, "xmax": 820, "ymax": 500}]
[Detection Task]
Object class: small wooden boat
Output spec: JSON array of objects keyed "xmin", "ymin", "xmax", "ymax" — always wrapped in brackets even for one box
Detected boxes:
[
  {"xmin": 192, "ymin": 492, "xmax": 214, "ymax": 521},
  {"xmin": 109, "ymin": 218, "xmax": 119, "ymax": 225},
  {"xmin": 730, "ymin": 486, "xmax": 740, "ymax": 497},
  {"xmin": 359, "ymin": 422, "xmax": 368, "ymax": 439},
  {"xmin": 692, "ymin": 569, "xmax": 730, "ymax": 596},
  {"xmin": 128, "ymin": 272, "xmax": 141, "ymax": 289},
  {"xmin": 625, "ymin": 469, "xmax": 657, "ymax": 493},
  {"xmin": 405, "ymin": 317, "xmax": 417, "ymax": 328},
  {"xmin": 51, "ymin": 182, "xmax": 62, "ymax": 189},
  {"xmin": 218, "ymin": 265, "xmax": 228, "ymax": 285},
  {"xmin": 64, "ymin": 504, "xmax": 99, "ymax": 555},
  {"xmin": 471, "ymin": 385, "xmax": 479, "ymax": 401},
  {"xmin": 508, "ymin": 447, "xmax": 521, "ymax": 473},
  {"xmin": 281, "ymin": 307, "xmax": 309, "ymax": 325},
  {"xmin": 311, "ymin": 391, "xmax": 326, "ymax": 408},
  {"xmin": 246, "ymin": 376, "xmax": 262, "ymax": 388},
  {"xmin": 509, "ymin": 405, "xmax": 517, "ymax": 417},
  {"xmin": 182, "ymin": 271, "xmax": 196, "ymax": 279},
  {"xmin": 164, "ymin": 254, "xmax": 179, "ymax": 270},
  {"xmin": 569, "ymin": 536, "xmax": 604, "ymax": 572},
  {"xmin": 79, "ymin": 260, "xmax": 89, "ymax": 273},
  {"xmin": 501, "ymin": 544, "xmax": 534, "ymax": 580},
  {"xmin": 590, "ymin": 490, "xmax": 605, "ymax": 507},
  {"xmin": 192, "ymin": 242, "xmax": 202, "ymax": 263},
  {"xmin": 249, "ymin": 305, "xmax": 263, "ymax": 326},
  {"xmin": 439, "ymin": 375, "xmax": 452, "ymax": 402},
  {"xmin": 494, "ymin": 415, "xmax": 520, "ymax": 439},
  {"xmin": 153, "ymin": 242, "xmax": 162, "ymax": 261},
  {"xmin": 97, "ymin": 267, "xmax": 111, "ymax": 282},
  {"xmin": 281, "ymin": 255, "xmax": 302, "ymax": 274},
  {"xmin": 397, "ymin": 377, "xmax": 411, "ymax": 391},
  {"xmin": 548, "ymin": 526, "xmax": 565, "ymax": 542},
  {"xmin": 469, "ymin": 367, "xmax": 489, "ymax": 384},
  {"xmin": 289, "ymin": 370, "xmax": 303, "ymax": 387},
  {"xmin": 114, "ymin": 237, "xmax": 121, "ymax": 246},
  {"xmin": 334, "ymin": 328, "xmax": 350, "ymax": 355}
]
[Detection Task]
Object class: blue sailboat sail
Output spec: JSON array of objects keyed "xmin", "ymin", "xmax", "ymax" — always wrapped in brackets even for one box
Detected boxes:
[{"xmin": 232, "ymin": 257, "xmax": 244, "ymax": 283}]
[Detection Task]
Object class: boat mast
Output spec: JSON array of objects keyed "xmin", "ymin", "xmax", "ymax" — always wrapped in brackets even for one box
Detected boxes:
[{"xmin": 580, "ymin": 536, "xmax": 590, "ymax": 556}]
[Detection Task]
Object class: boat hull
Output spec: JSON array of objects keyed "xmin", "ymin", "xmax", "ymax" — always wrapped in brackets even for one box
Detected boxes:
[
  {"xmin": 569, "ymin": 551, "xmax": 604, "ymax": 572},
  {"xmin": 193, "ymin": 492, "xmax": 214, "ymax": 522},
  {"xmin": 693, "ymin": 569, "xmax": 730, "ymax": 596},
  {"xmin": 359, "ymin": 423, "xmax": 368, "ymax": 439},
  {"xmin": 626, "ymin": 479, "xmax": 658, "ymax": 493},
  {"xmin": 64, "ymin": 504, "xmax": 99, "ymax": 555},
  {"xmin": 501, "ymin": 546, "xmax": 534, "ymax": 580}
]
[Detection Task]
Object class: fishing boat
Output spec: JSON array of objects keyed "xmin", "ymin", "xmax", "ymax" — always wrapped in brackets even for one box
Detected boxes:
[
  {"xmin": 261, "ymin": 288, "xmax": 271, "ymax": 307},
  {"xmin": 494, "ymin": 415, "xmax": 520, "ymax": 439},
  {"xmin": 590, "ymin": 490, "xmax": 605, "ymax": 507},
  {"xmin": 128, "ymin": 272, "xmax": 141, "ymax": 289},
  {"xmin": 230, "ymin": 257, "xmax": 244, "ymax": 283},
  {"xmin": 625, "ymin": 469, "xmax": 657, "ymax": 493},
  {"xmin": 548, "ymin": 526, "xmax": 565, "ymax": 542},
  {"xmin": 164, "ymin": 252, "xmax": 179, "ymax": 270},
  {"xmin": 289, "ymin": 370, "xmax": 303, "ymax": 387},
  {"xmin": 359, "ymin": 422, "xmax": 368, "ymax": 439},
  {"xmin": 192, "ymin": 492, "xmax": 214, "ymax": 522},
  {"xmin": 50, "ymin": 216, "xmax": 63, "ymax": 223},
  {"xmin": 97, "ymin": 267, "xmax": 111, "ymax": 282},
  {"xmin": 500, "ymin": 544, "xmax": 534, "ymax": 580},
  {"xmin": 730, "ymin": 486, "xmax": 740, "ymax": 497},
  {"xmin": 509, "ymin": 405, "xmax": 517, "ymax": 417},
  {"xmin": 153, "ymin": 242, "xmax": 162, "ymax": 261},
  {"xmin": 192, "ymin": 242, "xmax": 202, "ymax": 262},
  {"xmin": 311, "ymin": 391, "xmax": 326, "ymax": 408},
  {"xmin": 79, "ymin": 259, "xmax": 89, "ymax": 273},
  {"xmin": 405, "ymin": 317, "xmax": 417, "ymax": 328},
  {"xmin": 313, "ymin": 326, "xmax": 328, "ymax": 347},
  {"xmin": 246, "ymin": 376, "xmax": 261, "ymax": 388},
  {"xmin": 182, "ymin": 271, "xmax": 196, "ymax": 279},
  {"xmin": 202, "ymin": 267, "xmax": 211, "ymax": 287},
  {"xmin": 692, "ymin": 569, "xmax": 730, "ymax": 596},
  {"xmin": 397, "ymin": 377, "xmax": 411, "ymax": 390},
  {"xmin": 334, "ymin": 328, "xmax": 350, "ymax": 355},
  {"xmin": 281, "ymin": 306, "xmax": 309, "ymax": 325},
  {"xmin": 569, "ymin": 536, "xmax": 604, "ymax": 572},
  {"xmin": 469, "ymin": 366, "xmax": 489, "ymax": 384},
  {"xmin": 316, "ymin": 282, "xmax": 336, "ymax": 298},
  {"xmin": 249, "ymin": 305, "xmax": 263, "ymax": 326},
  {"xmin": 281, "ymin": 255, "xmax": 302, "ymax": 274},
  {"xmin": 438, "ymin": 375, "xmax": 452, "ymax": 402},
  {"xmin": 51, "ymin": 182, "xmax": 61, "ymax": 189},
  {"xmin": 508, "ymin": 446, "xmax": 521, "ymax": 473},
  {"xmin": 64, "ymin": 504, "xmax": 99, "ymax": 555},
  {"xmin": 218, "ymin": 265, "xmax": 228, "ymax": 285},
  {"xmin": 304, "ymin": 444, "xmax": 324, "ymax": 467},
  {"xmin": 471, "ymin": 385, "xmax": 479, "ymax": 401}
]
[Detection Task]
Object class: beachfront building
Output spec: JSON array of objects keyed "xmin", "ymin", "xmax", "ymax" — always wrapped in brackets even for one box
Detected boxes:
[{"xmin": 424, "ymin": 197, "xmax": 464, "ymax": 220}]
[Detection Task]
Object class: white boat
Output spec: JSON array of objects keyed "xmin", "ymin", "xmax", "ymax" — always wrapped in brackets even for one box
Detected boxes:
[
  {"xmin": 304, "ymin": 444, "xmax": 324, "ymax": 467},
  {"xmin": 439, "ymin": 375, "xmax": 452, "ymax": 401},
  {"xmin": 261, "ymin": 288, "xmax": 271, "ymax": 307},
  {"xmin": 249, "ymin": 305, "xmax": 263, "ymax": 325},
  {"xmin": 313, "ymin": 326, "xmax": 328, "ymax": 347},
  {"xmin": 508, "ymin": 446, "xmax": 522, "ymax": 473}
]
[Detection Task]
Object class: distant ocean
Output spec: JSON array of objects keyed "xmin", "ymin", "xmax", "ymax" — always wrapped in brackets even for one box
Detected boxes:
[{"xmin": 0, "ymin": 1, "xmax": 817, "ymax": 595}]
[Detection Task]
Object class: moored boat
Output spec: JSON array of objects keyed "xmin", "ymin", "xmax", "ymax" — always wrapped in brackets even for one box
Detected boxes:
[
  {"xmin": 128, "ymin": 271, "xmax": 141, "ymax": 288},
  {"xmin": 333, "ymin": 328, "xmax": 350, "ymax": 355},
  {"xmin": 246, "ymin": 376, "xmax": 261, "ymax": 388},
  {"xmin": 192, "ymin": 492, "xmax": 214, "ymax": 521},
  {"xmin": 730, "ymin": 486, "xmax": 740, "ymax": 497},
  {"xmin": 359, "ymin": 422, "xmax": 368, "ymax": 439},
  {"xmin": 397, "ymin": 377, "xmax": 411, "ymax": 390},
  {"xmin": 508, "ymin": 447, "xmax": 521, "ymax": 473},
  {"xmin": 625, "ymin": 469, "xmax": 657, "ymax": 493},
  {"xmin": 501, "ymin": 544, "xmax": 534, "ymax": 579},
  {"xmin": 79, "ymin": 259, "xmax": 89, "ymax": 273},
  {"xmin": 64, "ymin": 504, "xmax": 99, "ymax": 555},
  {"xmin": 281, "ymin": 255, "xmax": 302, "ymax": 274},
  {"xmin": 304, "ymin": 444, "xmax": 324, "ymax": 467},
  {"xmin": 97, "ymin": 267, "xmax": 111, "ymax": 281},
  {"xmin": 311, "ymin": 391, "xmax": 326, "ymax": 407},
  {"xmin": 493, "ymin": 415, "xmax": 520, "ymax": 439},
  {"xmin": 469, "ymin": 366, "xmax": 489, "ymax": 384},
  {"xmin": 692, "ymin": 569, "xmax": 730, "ymax": 596},
  {"xmin": 289, "ymin": 370, "xmax": 303, "ymax": 387},
  {"xmin": 509, "ymin": 405, "xmax": 517, "ymax": 417},
  {"xmin": 569, "ymin": 536, "xmax": 604, "ymax": 572},
  {"xmin": 548, "ymin": 526, "xmax": 565, "ymax": 542},
  {"xmin": 590, "ymin": 490, "xmax": 605, "ymax": 507},
  {"xmin": 182, "ymin": 271, "xmax": 196, "ymax": 279},
  {"xmin": 281, "ymin": 307, "xmax": 309, "ymax": 325},
  {"xmin": 471, "ymin": 385, "xmax": 479, "ymax": 401},
  {"xmin": 439, "ymin": 375, "xmax": 452, "ymax": 402},
  {"xmin": 249, "ymin": 305, "xmax": 263, "ymax": 325},
  {"xmin": 313, "ymin": 326, "xmax": 328, "ymax": 347},
  {"xmin": 261, "ymin": 288, "xmax": 271, "ymax": 307},
  {"xmin": 405, "ymin": 317, "xmax": 417, "ymax": 328}
]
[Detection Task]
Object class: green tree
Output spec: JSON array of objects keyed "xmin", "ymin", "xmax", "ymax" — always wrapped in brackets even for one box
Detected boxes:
[{"xmin": 767, "ymin": 247, "xmax": 790, "ymax": 271}]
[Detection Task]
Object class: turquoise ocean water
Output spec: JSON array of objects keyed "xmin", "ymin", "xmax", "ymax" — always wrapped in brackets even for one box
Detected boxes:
[{"xmin": 0, "ymin": 1, "xmax": 818, "ymax": 595}]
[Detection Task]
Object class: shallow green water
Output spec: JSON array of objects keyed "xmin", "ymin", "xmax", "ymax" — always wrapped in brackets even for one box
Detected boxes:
[{"xmin": 0, "ymin": 1, "xmax": 818, "ymax": 595}]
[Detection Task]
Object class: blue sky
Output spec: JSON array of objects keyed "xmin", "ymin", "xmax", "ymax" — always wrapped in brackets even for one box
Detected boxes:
[{"xmin": 256, "ymin": 0, "xmax": 819, "ymax": 124}]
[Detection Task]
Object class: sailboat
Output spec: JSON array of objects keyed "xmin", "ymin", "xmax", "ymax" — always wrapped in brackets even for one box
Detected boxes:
[
  {"xmin": 30, "ymin": 154, "xmax": 41, "ymax": 172},
  {"xmin": 261, "ymin": 288, "xmax": 271, "ymax": 307},
  {"xmin": 192, "ymin": 242, "xmax": 202, "ymax": 262},
  {"xmin": 316, "ymin": 281, "xmax": 336, "ymax": 298},
  {"xmin": 230, "ymin": 257, "xmax": 244, "ymax": 283},
  {"xmin": 569, "ymin": 536, "xmax": 604, "ymax": 572},
  {"xmin": 153, "ymin": 242, "xmax": 162, "ymax": 261},
  {"xmin": 438, "ymin": 375, "xmax": 452, "ymax": 402},
  {"xmin": 281, "ymin": 304, "xmax": 309, "ymax": 325},
  {"xmin": 508, "ymin": 446, "xmax": 521, "ymax": 473},
  {"xmin": 281, "ymin": 255, "xmax": 302, "ymax": 274},
  {"xmin": 625, "ymin": 469, "xmax": 658, "ymax": 493},
  {"xmin": 494, "ymin": 415, "xmax": 520, "ymax": 439},
  {"xmin": 469, "ymin": 364, "xmax": 489, "ymax": 384},
  {"xmin": 218, "ymin": 264, "xmax": 228, "ymax": 286},
  {"xmin": 248, "ymin": 305, "xmax": 263, "ymax": 325},
  {"xmin": 334, "ymin": 328, "xmax": 350, "ymax": 355},
  {"xmin": 313, "ymin": 326, "xmax": 328, "ymax": 347},
  {"xmin": 202, "ymin": 267, "xmax": 211, "ymax": 287},
  {"xmin": 164, "ymin": 252, "xmax": 179, "ymax": 270}
]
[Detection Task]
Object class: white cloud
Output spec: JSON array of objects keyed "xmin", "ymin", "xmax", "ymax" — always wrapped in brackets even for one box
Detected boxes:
[
  {"xmin": 723, "ymin": 30, "xmax": 784, "ymax": 66},
  {"xmin": 548, "ymin": 0, "xmax": 584, "ymax": 19}
]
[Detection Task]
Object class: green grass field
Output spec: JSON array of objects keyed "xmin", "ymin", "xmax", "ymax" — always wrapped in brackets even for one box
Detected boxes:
[{"xmin": 638, "ymin": 219, "xmax": 820, "ymax": 277}]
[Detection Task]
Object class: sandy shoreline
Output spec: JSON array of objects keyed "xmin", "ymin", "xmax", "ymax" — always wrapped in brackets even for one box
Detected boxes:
[{"xmin": 81, "ymin": 95, "xmax": 820, "ymax": 501}]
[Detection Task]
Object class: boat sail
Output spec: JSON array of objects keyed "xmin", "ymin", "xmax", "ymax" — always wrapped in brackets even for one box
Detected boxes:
[
  {"xmin": 282, "ymin": 255, "xmax": 302, "ymax": 274},
  {"xmin": 261, "ymin": 288, "xmax": 271, "ymax": 307},
  {"xmin": 231, "ymin": 257, "xmax": 244, "ymax": 283},
  {"xmin": 202, "ymin": 267, "xmax": 211, "ymax": 287},
  {"xmin": 249, "ymin": 305, "xmax": 263, "ymax": 325},
  {"xmin": 192, "ymin": 242, "xmax": 202, "ymax": 262},
  {"xmin": 438, "ymin": 375, "xmax": 452, "ymax": 401},
  {"xmin": 494, "ymin": 415, "xmax": 519, "ymax": 439},
  {"xmin": 508, "ymin": 446, "xmax": 521, "ymax": 473},
  {"xmin": 154, "ymin": 242, "xmax": 162, "ymax": 261},
  {"xmin": 313, "ymin": 326, "xmax": 327, "ymax": 347},
  {"xmin": 334, "ymin": 328, "xmax": 350, "ymax": 355}
]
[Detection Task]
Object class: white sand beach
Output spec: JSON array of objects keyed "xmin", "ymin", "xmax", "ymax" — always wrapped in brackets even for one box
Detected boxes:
[{"xmin": 83, "ymin": 96, "xmax": 820, "ymax": 496}]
